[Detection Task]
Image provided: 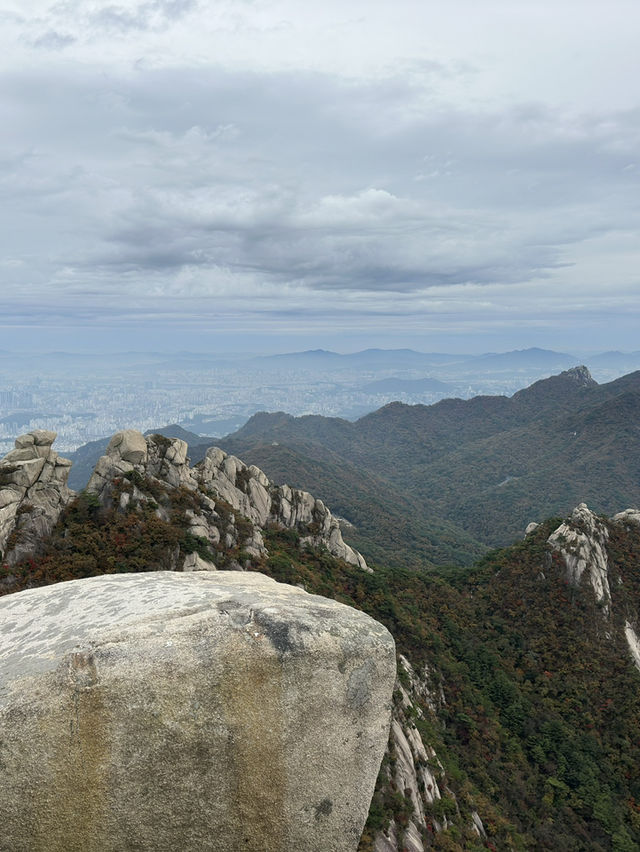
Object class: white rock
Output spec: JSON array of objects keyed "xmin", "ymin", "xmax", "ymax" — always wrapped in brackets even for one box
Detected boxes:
[
  {"xmin": 0, "ymin": 571, "xmax": 395, "ymax": 852},
  {"xmin": 182, "ymin": 552, "xmax": 217, "ymax": 571},
  {"xmin": 624, "ymin": 621, "xmax": 640, "ymax": 673},
  {"xmin": 613, "ymin": 508, "xmax": 640, "ymax": 526},
  {"xmin": 471, "ymin": 811, "xmax": 486, "ymax": 838},
  {"xmin": 547, "ymin": 503, "xmax": 611, "ymax": 611},
  {"xmin": 106, "ymin": 429, "xmax": 149, "ymax": 465}
]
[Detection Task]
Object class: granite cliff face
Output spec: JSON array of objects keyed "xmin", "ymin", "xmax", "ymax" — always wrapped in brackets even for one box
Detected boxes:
[
  {"xmin": 543, "ymin": 503, "xmax": 640, "ymax": 673},
  {"xmin": 0, "ymin": 430, "xmax": 73, "ymax": 566},
  {"xmin": 374, "ymin": 656, "xmax": 474, "ymax": 852},
  {"xmin": 547, "ymin": 502, "xmax": 612, "ymax": 613},
  {"xmin": 0, "ymin": 429, "xmax": 367, "ymax": 575},
  {"xmin": 0, "ymin": 571, "xmax": 396, "ymax": 852},
  {"xmin": 86, "ymin": 429, "xmax": 369, "ymax": 571}
]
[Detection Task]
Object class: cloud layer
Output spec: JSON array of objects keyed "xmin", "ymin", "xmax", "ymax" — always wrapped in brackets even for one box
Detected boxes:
[{"xmin": 0, "ymin": 1, "xmax": 639, "ymax": 350}]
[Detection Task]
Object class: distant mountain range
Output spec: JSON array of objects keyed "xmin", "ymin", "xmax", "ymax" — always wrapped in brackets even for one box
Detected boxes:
[
  {"xmin": 255, "ymin": 348, "xmax": 470, "ymax": 369},
  {"xmin": 253, "ymin": 346, "xmax": 576, "ymax": 372},
  {"xmin": 64, "ymin": 364, "xmax": 640, "ymax": 569},
  {"xmin": 250, "ymin": 346, "xmax": 640, "ymax": 386},
  {"xmin": 2, "ymin": 345, "xmax": 640, "ymax": 376}
]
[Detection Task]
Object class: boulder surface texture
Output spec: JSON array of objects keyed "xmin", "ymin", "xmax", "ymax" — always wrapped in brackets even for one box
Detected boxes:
[{"xmin": 0, "ymin": 571, "xmax": 395, "ymax": 852}]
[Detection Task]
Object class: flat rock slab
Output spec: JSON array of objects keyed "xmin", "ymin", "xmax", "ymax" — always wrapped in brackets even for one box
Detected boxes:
[{"xmin": 0, "ymin": 571, "xmax": 395, "ymax": 852}]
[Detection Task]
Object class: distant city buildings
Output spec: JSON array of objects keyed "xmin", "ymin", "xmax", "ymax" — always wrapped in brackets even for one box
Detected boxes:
[{"xmin": 0, "ymin": 350, "xmax": 634, "ymax": 457}]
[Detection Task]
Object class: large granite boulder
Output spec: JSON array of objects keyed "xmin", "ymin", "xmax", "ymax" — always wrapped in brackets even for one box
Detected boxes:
[{"xmin": 0, "ymin": 571, "xmax": 395, "ymax": 852}]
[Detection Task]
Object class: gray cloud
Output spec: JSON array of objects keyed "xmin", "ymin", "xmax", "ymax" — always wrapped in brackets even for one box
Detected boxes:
[
  {"xmin": 30, "ymin": 29, "xmax": 77, "ymax": 50},
  {"xmin": 1, "ymin": 6, "xmax": 639, "ymax": 349},
  {"xmin": 35, "ymin": 68, "xmax": 632, "ymax": 299},
  {"xmin": 89, "ymin": 0, "xmax": 199, "ymax": 33}
]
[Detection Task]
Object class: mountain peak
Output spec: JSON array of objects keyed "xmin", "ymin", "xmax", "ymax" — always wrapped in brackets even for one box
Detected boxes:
[
  {"xmin": 562, "ymin": 365, "xmax": 597, "ymax": 387},
  {"xmin": 511, "ymin": 365, "xmax": 597, "ymax": 414}
]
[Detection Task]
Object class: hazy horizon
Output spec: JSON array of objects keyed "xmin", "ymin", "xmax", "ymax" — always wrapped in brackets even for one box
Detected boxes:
[{"xmin": 0, "ymin": 342, "xmax": 637, "ymax": 359}]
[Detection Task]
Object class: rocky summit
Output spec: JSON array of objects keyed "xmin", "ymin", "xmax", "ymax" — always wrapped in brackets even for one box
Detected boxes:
[
  {"xmin": 0, "ymin": 429, "xmax": 368, "ymax": 576},
  {"xmin": 0, "ymin": 571, "xmax": 396, "ymax": 852}
]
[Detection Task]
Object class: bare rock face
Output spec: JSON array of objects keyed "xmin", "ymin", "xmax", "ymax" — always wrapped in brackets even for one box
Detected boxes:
[
  {"xmin": 199, "ymin": 446, "xmax": 369, "ymax": 571},
  {"xmin": 547, "ymin": 503, "xmax": 611, "ymax": 611},
  {"xmin": 547, "ymin": 503, "xmax": 640, "ymax": 674},
  {"xmin": 374, "ymin": 656, "xmax": 452, "ymax": 852},
  {"xmin": 86, "ymin": 432, "xmax": 369, "ymax": 571},
  {"xmin": 0, "ymin": 431, "xmax": 73, "ymax": 566},
  {"xmin": 612, "ymin": 508, "xmax": 640, "ymax": 527},
  {"xmin": 0, "ymin": 571, "xmax": 395, "ymax": 852}
]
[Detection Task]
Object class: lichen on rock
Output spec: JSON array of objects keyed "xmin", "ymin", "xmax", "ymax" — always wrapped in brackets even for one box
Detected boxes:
[{"xmin": 0, "ymin": 571, "xmax": 395, "ymax": 852}]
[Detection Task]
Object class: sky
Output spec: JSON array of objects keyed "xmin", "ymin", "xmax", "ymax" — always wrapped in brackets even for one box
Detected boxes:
[{"xmin": 1, "ymin": 0, "xmax": 639, "ymax": 354}]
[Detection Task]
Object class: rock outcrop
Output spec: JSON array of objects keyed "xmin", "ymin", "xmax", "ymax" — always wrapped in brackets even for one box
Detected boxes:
[
  {"xmin": 547, "ymin": 503, "xmax": 611, "ymax": 611},
  {"xmin": 373, "ymin": 656, "xmax": 453, "ymax": 852},
  {"xmin": 547, "ymin": 503, "xmax": 640, "ymax": 672},
  {"xmin": 612, "ymin": 508, "xmax": 640, "ymax": 527},
  {"xmin": 86, "ymin": 431, "xmax": 369, "ymax": 571},
  {"xmin": 613, "ymin": 509, "xmax": 640, "ymax": 673},
  {"xmin": 87, "ymin": 430, "xmax": 193, "ymax": 497},
  {"xmin": 0, "ymin": 571, "xmax": 395, "ymax": 852},
  {"xmin": 199, "ymin": 446, "xmax": 369, "ymax": 570},
  {"xmin": 0, "ymin": 430, "xmax": 73, "ymax": 566}
]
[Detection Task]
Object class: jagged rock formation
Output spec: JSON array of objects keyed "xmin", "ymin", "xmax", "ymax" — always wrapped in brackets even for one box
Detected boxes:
[
  {"xmin": 547, "ymin": 502, "xmax": 640, "ymax": 672},
  {"xmin": 369, "ymin": 655, "xmax": 487, "ymax": 852},
  {"xmin": 86, "ymin": 430, "xmax": 369, "ymax": 571},
  {"xmin": 0, "ymin": 430, "xmax": 72, "ymax": 566},
  {"xmin": 0, "ymin": 571, "xmax": 395, "ymax": 852},
  {"xmin": 612, "ymin": 508, "xmax": 640, "ymax": 674},
  {"xmin": 0, "ymin": 429, "xmax": 368, "ymax": 575},
  {"xmin": 199, "ymin": 446, "xmax": 369, "ymax": 570},
  {"xmin": 548, "ymin": 502, "xmax": 612, "ymax": 611},
  {"xmin": 374, "ymin": 656, "xmax": 449, "ymax": 852},
  {"xmin": 559, "ymin": 364, "xmax": 597, "ymax": 388}
]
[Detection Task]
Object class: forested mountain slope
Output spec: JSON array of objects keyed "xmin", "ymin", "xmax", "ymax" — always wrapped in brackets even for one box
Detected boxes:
[
  {"xmin": 220, "ymin": 367, "xmax": 640, "ymax": 566},
  {"xmin": 3, "ymin": 430, "xmax": 640, "ymax": 850}
]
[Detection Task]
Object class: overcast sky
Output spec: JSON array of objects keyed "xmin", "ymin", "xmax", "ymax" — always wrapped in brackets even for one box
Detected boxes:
[{"xmin": 1, "ymin": 0, "xmax": 639, "ymax": 353}]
